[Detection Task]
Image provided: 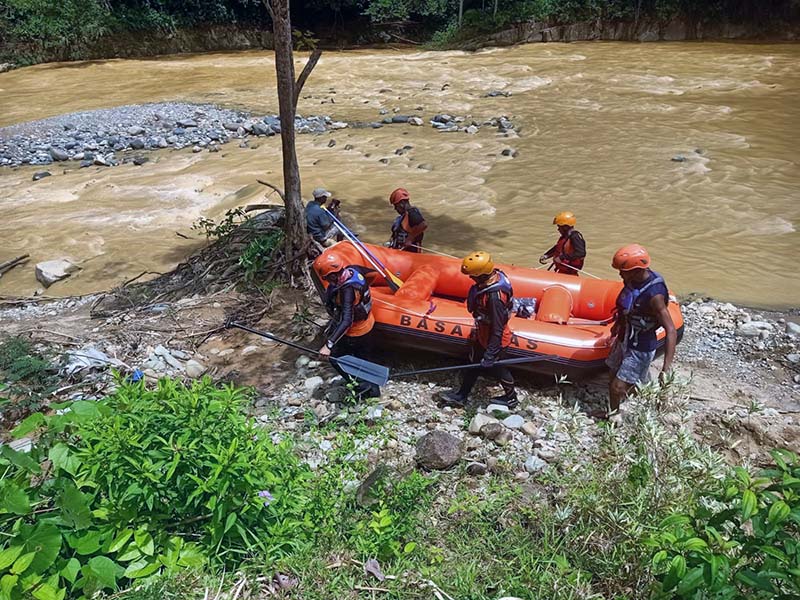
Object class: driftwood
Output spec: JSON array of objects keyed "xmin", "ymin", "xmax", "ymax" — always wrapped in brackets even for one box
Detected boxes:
[{"xmin": 0, "ymin": 254, "xmax": 30, "ymax": 276}]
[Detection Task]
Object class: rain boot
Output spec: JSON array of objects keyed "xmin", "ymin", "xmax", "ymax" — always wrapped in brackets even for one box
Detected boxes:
[
  {"xmin": 491, "ymin": 380, "xmax": 518, "ymax": 409},
  {"xmin": 440, "ymin": 390, "xmax": 468, "ymax": 408}
]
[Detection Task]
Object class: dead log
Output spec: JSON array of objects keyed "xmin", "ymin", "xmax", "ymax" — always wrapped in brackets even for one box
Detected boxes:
[{"xmin": 0, "ymin": 254, "xmax": 30, "ymax": 276}]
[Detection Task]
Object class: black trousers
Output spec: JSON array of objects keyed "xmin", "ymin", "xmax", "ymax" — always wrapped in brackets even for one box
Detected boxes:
[
  {"xmin": 458, "ymin": 343, "xmax": 515, "ymax": 398},
  {"xmin": 330, "ymin": 331, "xmax": 381, "ymax": 400}
]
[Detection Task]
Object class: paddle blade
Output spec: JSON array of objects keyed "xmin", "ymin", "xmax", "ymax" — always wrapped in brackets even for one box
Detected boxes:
[{"xmin": 332, "ymin": 355, "xmax": 390, "ymax": 387}]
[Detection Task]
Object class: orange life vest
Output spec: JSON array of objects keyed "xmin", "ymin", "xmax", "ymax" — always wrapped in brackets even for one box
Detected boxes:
[
  {"xmin": 467, "ymin": 271, "xmax": 513, "ymax": 349},
  {"xmin": 554, "ymin": 232, "xmax": 585, "ymax": 275}
]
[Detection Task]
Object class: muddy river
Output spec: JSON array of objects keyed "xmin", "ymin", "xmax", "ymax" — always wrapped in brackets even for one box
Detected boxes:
[{"xmin": 1, "ymin": 42, "xmax": 798, "ymax": 307}]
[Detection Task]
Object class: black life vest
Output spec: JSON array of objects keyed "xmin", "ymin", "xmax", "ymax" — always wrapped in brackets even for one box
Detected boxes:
[
  {"xmin": 617, "ymin": 270, "xmax": 666, "ymax": 345},
  {"xmin": 332, "ymin": 268, "xmax": 373, "ymax": 322}
]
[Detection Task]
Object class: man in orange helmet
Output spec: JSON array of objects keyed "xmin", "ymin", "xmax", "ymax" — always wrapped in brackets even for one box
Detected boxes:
[
  {"xmin": 313, "ymin": 251, "xmax": 380, "ymax": 400},
  {"xmin": 605, "ymin": 244, "xmax": 677, "ymax": 420},
  {"xmin": 539, "ymin": 211, "xmax": 586, "ymax": 275},
  {"xmin": 388, "ymin": 188, "xmax": 427, "ymax": 252},
  {"xmin": 441, "ymin": 251, "xmax": 517, "ymax": 409}
]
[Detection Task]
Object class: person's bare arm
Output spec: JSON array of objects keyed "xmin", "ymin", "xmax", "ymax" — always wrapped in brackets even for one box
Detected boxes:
[{"xmin": 651, "ymin": 294, "xmax": 677, "ymax": 375}]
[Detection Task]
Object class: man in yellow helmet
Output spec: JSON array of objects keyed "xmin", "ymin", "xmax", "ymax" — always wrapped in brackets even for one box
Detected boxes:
[
  {"xmin": 441, "ymin": 251, "xmax": 517, "ymax": 409},
  {"xmin": 539, "ymin": 211, "xmax": 586, "ymax": 276}
]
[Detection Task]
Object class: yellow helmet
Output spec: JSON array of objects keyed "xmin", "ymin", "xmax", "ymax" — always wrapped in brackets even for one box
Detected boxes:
[
  {"xmin": 461, "ymin": 251, "xmax": 494, "ymax": 277},
  {"xmin": 553, "ymin": 211, "xmax": 576, "ymax": 227}
]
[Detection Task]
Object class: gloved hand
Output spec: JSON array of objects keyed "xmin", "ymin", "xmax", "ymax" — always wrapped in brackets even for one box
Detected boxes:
[
  {"xmin": 538, "ymin": 254, "xmax": 549, "ymax": 265},
  {"xmin": 480, "ymin": 354, "xmax": 497, "ymax": 368}
]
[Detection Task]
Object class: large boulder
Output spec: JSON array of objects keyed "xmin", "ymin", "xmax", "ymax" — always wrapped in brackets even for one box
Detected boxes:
[
  {"xmin": 35, "ymin": 259, "xmax": 80, "ymax": 287},
  {"xmin": 415, "ymin": 430, "xmax": 463, "ymax": 470}
]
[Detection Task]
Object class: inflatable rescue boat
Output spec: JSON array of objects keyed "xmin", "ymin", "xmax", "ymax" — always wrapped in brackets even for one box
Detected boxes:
[{"xmin": 314, "ymin": 242, "xmax": 684, "ymax": 378}]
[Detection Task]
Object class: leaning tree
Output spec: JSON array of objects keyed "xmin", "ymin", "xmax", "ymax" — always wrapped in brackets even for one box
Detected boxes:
[{"xmin": 262, "ymin": 0, "xmax": 322, "ymax": 276}]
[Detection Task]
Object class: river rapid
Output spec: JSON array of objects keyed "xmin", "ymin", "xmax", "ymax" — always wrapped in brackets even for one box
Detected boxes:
[{"xmin": 1, "ymin": 42, "xmax": 798, "ymax": 307}]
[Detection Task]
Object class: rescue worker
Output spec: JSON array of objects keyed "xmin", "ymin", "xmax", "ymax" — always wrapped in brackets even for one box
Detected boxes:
[
  {"xmin": 539, "ymin": 211, "xmax": 586, "ymax": 275},
  {"xmin": 604, "ymin": 244, "xmax": 677, "ymax": 420},
  {"xmin": 306, "ymin": 187, "xmax": 339, "ymax": 247},
  {"xmin": 314, "ymin": 251, "xmax": 381, "ymax": 400},
  {"xmin": 442, "ymin": 251, "xmax": 517, "ymax": 409},
  {"xmin": 388, "ymin": 188, "xmax": 427, "ymax": 252}
]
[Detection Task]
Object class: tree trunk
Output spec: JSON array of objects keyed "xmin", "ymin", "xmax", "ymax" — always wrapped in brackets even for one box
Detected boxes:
[
  {"xmin": 493, "ymin": 0, "xmax": 498, "ymax": 18},
  {"xmin": 458, "ymin": 0, "xmax": 464, "ymax": 27},
  {"xmin": 264, "ymin": 0, "xmax": 321, "ymax": 275}
]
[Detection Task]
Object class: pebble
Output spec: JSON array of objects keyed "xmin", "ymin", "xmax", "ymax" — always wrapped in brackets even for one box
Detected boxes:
[
  {"xmin": 469, "ymin": 413, "xmax": 499, "ymax": 434},
  {"xmin": 521, "ymin": 422, "xmax": 538, "ymax": 438},
  {"xmin": 524, "ymin": 455, "xmax": 547, "ymax": 474},
  {"xmin": 241, "ymin": 345, "xmax": 260, "ymax": 356},
  {"xmin": 502, "ymin": 415, "xmax": 525, "ymax": 429},
  {"xmin": 184, "ymin": 360, "xmax": 206, "ymax": 378},
  {"xmin": 304, "ymin": 376, "xmax": 325, "ymax": 393},
  {"xmin": 466, "ymin": 462, "xmax": 488, "ymax": 476},
  {"xmin": 486, "ymin": 404, "xmax": 512, "ymax": 417},
  {"xmin": 32, "ymin": 171, "xmax": 51, "ymax": 181}
]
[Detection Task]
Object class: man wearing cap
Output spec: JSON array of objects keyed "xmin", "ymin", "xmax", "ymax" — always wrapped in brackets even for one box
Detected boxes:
[{"xmin": 306, "ymin": 187, "xmax": 338, "ymax": 247}]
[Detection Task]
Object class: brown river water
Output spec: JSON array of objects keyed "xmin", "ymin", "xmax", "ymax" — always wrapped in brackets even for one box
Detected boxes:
[{"xmin": 1, "ymin": 43, "xmax": 798, "ymax": 307}]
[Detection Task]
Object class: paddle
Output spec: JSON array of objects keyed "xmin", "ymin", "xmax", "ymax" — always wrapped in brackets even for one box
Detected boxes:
[
  {"xmin": 227, "ymin": 322, "xmax": 390, "ymax": 386},
  {"xmin": 393, "ymin": 354, "xmax": 560, "ymax": 379},
  {"xmin": 323, "ymin": 208, "xmax": 404, "ymax": 291}
]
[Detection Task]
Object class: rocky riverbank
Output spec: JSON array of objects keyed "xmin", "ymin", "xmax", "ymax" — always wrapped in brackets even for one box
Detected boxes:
[
  {"xmin": 2, "ymin": 279, "xmax": 798, "ymax": 471},
  {"xmin": 0, "ymin": 102, "xmax": 345, "ymax": 171}
]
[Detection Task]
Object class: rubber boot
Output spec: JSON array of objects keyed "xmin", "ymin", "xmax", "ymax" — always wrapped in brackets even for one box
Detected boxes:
[
  {"xmin": 440, "ymin": 390, "xmax": 468, "ymax": 408},
  {"xmin": 491, "ymin": 381, "xmax": 518, "ymax": 409}
]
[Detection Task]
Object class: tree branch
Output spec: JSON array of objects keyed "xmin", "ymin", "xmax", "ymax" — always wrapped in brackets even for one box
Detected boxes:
[
  {"xmin": 261, "ymin": 0, "xmax": 274, "ymax": 21},
  {"xmin": 256, "ymin": 179, "xmax": 286, "ymax": 201},
  {"xmin": 293, "ymin": 48, "xmax": 322, "ymax": 110}
]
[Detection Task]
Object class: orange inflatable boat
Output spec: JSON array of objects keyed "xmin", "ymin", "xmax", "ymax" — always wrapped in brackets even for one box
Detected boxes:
[{"xmin": 313, "ymin": 242, "xmax": 684, "ymax": 378}]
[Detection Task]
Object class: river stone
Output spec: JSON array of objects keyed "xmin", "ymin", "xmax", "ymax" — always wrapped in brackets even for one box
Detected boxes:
[
  {"xmin": 304, "ymin": 376, "xmax": 325, "ymax": 394},
  {"xmin": 35, "ymin": 259, "xmax": 81, "ymax": 287},
  {"xmin": 391, "ymin": 115, "xmax": 410, "ymax": 123},
  {"xmin": 521, "ymin": 422, "xmax": 538, "ymax": 438},
  {"xmin": 251, "ymin": 122, "xmax": 270, "ymax": 136},
  {"xmin": 736, "ymin": 321, "xmax": 773, "ymax": 337},
  {"xmin": 327, "ymin": 139, "xmax": 336, "ymax": 147},
  {"xmin": 127, "ymin": 126, "xmax": 145, "ymax": 136},
  {"xmin": 177, "ymin": 119, "xmax": 198, "ymax": 128},
  {"xmin": 480, "ymin": 422, "xmax": 504, "ymax": 441},
  {"xmin": 786, "ymin": 322, "xmax": 800, "ymax": 337},
  {"xmin": 130, "ymin": 138, "xmax": 145, "ymax": 150},
  {"xmin": 502, "ymin": 415, "xmax": 525, "ymax": 429},
  {"xmin": 524, "ymin": 455, "xmax": 547, "ymax": 474},
  {"xmin": 49, "ymin": 147, "xmax": 69, "ymax": 161},
  {"xmin": 32, "ymin": 171, "xmax": 51, "ymax": 181},
  {"xmin": 408, "ymin": 117, "xmax": 424, "ymax": 126},
  {"xmin": 133, "ymin": 156, "xmax": 149, "ymax": 166},
  {"xmin": 185, "ymin": 360, "xmax": 206, "ymax": 378},
  {"xmin": 486, "ymin": 403, "xmax": 512, "ymax": 417},
  {"xmin": 671, "ymin": 155, "xmax": 686, "ymax": 162},
  {"xmin": 241, "ymin": 345, "xmax": 260, "ymax": 356},
  {"xmin": 465, "ymin": 125, "xmax": 479, "ymax": 134},
  {"xmin": 468, "ymin": 413, "xmax": 499, "ymax": 434},
  {"xmin": 223, "ymin": 121, "xmax": 241, "ymax": 131},
  {"xmin": 466, "ymin": 462, "xmax": 488, "ymax": 476},
  {"xmin": 415, "ymin": 430, "xmax": 463, "ymax": 470},
  {"xmin": 501, "ymin": 148, "xmax": 518, "ymax": 157}
]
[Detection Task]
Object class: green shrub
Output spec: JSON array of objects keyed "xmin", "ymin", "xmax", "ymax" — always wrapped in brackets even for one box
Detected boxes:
[
  {"xmin": 0, "ymin": 336, "xmax": 59, "ymax": 427},
  {"xmin": 648, "ymin": 448, "xmax": 800, "ymax": 598},
  {"xmin": 0, "ymin": 378, "xmax": 315, "ymax": 599},
  {"xmin": 239, "ymin": 230, "xmax": 284, "ymax": 281}
]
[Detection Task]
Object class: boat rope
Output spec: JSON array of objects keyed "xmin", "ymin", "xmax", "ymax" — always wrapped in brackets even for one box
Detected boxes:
[{"xmin": 408, "ymin": 244, "xmax": 459, "ymax": 259}]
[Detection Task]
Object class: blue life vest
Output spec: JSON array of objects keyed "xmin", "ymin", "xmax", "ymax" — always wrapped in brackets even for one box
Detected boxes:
[
  {"xmin": 467, "ymin": 271, "xmax": 514, "ymax": 319},
  {"xmin": 617, "ymin": 270, "xmax": 667, "ymax": 350},
  {"xmin": 332, "ymin": 268, "xmax": 372, "ymax": 321}
]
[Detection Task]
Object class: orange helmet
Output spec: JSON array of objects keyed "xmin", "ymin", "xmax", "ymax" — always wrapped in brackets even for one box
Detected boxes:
[
  {"xmin": 612, "ymin": 244, "xmax": 651, "ymax": 271},
  {"xmin": 389, "ymin": 188, "xmax": 410, "ymax": 205},
  {"xmin": 553, "ymin": 211, "xmax": 576, "ymax": 227},
  {"xmin": 313, "ymin": 251, "xmax": 344, "ymax": 279}
]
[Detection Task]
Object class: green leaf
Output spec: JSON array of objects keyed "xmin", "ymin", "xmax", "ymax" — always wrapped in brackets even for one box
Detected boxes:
[
  {"xmin": 57, "ymin": 482, "xmax": 92, "ymax": 530},
  {"xmin": 108, "ymin": 530, "xmax": 133, "ymax": 554},
  {"xmin": 1, "ymin": 574, "xmax": 19, "ymax": 598},
  {"xmin": 736, "ymin": 569, "xmax": 775, "ymax": 593},
  {"xmin": 677, "ymin": 566, "xmax": 704, "ymax": 595},
  {"xmin": 124, "ymin": 559, "xmax": 161, "ymax": 579},
  {"xmin": 682, "ymin": 538, "xmax": 708, "ymax": 552},
  {"xmin": 760, "ymin": 545, "xmax": 789, "ymax": 563},
  {"xmin": 0, "ymin": 445, "xmax": 41, "ymax": 474},
  {"xmin": 69, "ymin": 401, "xmax": 101, "ymax": 420},
  {"xmin": 10, "ymin": 552, "xmax": 36, "ymax": 575},
  {"xmin": 767, "ymin": 500, "xmax": 790, "ymax": 525},
  {"xmin": 66, "ymin": 530, "xmax": 102, "ymax": 556},
  {"xmin": 223, "ymin": 513, "xmax": 237, "ymax": 535},
  {"xmin": 133, "ymin": 530, "xmax": 154, "ymax": 557},
  {"xmin": 48, "ymin": 444, "xmax": 81, "ymax": 477},
  {"xmin": 60, "ymin": 558, "xmax": 80, "ymax": 584},
  {"xmin": 404, "ymin": 542, "xmax": 417, "ymax": 554},
  {"xmin": 31, "ymin": 583, "xmax": 63, "ymax": 600},
  {"xmin": 651, "ymin": 550, "xmax": 668, "ymax": 566},
  {"xmin": 21, "ymin": 524, "xmax": 61, "ymax": 575},
  {"xmin": 0, "ymin": 546, "xmax": 24, "ymax": 571},
  {"xmin": 741, "ymin": 489, "xmax": 758, "ymax": 521},
  {"xmin": 10, "ymin": 413, "xmax": 45, "ymax": 439},
  {"xmin": 86, "ymin": 556, "xmax": 118, "ymax": 590},
  {"xmin": 0, "ymin": 481, "xmax": 30, "ymax": 515},
  {"xmin": 177, "ymin": 544, "xmax": 205, "ymax": 568}
]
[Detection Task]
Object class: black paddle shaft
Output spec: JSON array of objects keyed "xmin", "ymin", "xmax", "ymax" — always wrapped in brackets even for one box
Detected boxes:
[
  {"xmin": 393, "ymin": 354, "xmax": 559, "ymax": 378},
  {"xmin": 228, "ymin": 322, "xmax": 319, "ymax": 355}
]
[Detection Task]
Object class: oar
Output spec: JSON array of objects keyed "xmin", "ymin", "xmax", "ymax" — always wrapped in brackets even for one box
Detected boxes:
[
  {"xmin": 393, "ymin": 354, "xmax": 560, "ymax": 379},
  {"xmin": 227, "ymin": 322, "xmax": 390, "ymax": 386},
  {"xmin": 323, "ymin": 208, "xmax": 404, "ymax": 291}
]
